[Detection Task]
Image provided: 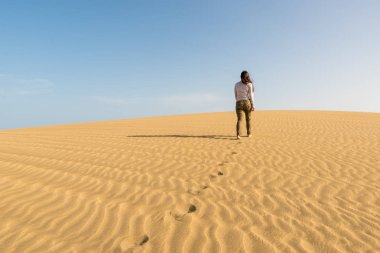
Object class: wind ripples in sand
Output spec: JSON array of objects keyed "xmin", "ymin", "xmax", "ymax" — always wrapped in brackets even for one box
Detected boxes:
[{"xmin": 0, "ymin": 111, "xmax": 379, "ymax": 252}]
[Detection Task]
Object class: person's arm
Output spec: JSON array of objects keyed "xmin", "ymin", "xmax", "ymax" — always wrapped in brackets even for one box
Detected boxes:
[
  {"xmin": 234, "ymin": 85, "xmax": 237, "ymax": 100},
  {"xmin": 249, "ymin": 83, "xmax": 255, "ymax": 111}
]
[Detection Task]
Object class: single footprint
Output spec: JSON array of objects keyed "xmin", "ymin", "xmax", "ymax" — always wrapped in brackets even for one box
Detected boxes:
[
  {"xmin": 209, "ymin": 174, "xmax": 217, "ymax": 179},
  {"xmin": 114, "ymin": 234, "xmax": 149, "ymax": 253},
  {"xmin": 201, "ymin": 185, "xmax": 208, "ymax": 189},
  {"xmin": 139, "ymin": 235, "xmax": 149, "ymax": 246},
  {"xmin": 188, "ymin": 204, "xmax": 197, "ymax": 213},
  {"xmin": 217, "ymin": 171, "xmax": 224, "ymax": 176},
  {"xmin": 171, "ymin": 204, "xmax": 197, "ymax": 221},
  {"xmin": 231, "ymin": 152, "xmax": 237, "ymax": 155}
]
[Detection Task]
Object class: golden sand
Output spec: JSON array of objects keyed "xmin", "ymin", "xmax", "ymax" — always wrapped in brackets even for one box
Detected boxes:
[{"xmin": 0, "ymin": 111, "xmax": 379, "ymax": 252}]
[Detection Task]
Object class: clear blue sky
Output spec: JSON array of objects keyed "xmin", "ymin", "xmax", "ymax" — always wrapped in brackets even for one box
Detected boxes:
[{"xmin": 1, "ymin": 0, "xmax": 379, "ymax": 129}]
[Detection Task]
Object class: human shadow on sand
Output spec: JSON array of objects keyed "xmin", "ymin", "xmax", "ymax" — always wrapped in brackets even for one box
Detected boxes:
[{"xmin": 128, "ymin": 134, "xmax": 235, "ymax": 140}]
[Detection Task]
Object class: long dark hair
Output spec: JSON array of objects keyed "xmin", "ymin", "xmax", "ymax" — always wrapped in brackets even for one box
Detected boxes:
[{"xmin": 240, "ymin": 70, "xmax": 254, "ymax": 91}]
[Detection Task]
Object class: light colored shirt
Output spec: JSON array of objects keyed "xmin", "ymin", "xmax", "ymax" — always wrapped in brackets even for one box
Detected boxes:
[{"xmin": 234, "ymin": 81, "xmax": 254, "ymax": 105}]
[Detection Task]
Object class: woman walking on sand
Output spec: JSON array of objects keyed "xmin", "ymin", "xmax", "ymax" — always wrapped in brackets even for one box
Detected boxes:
[{"xmin": 235, "ymin": 70, "xmax": 255, "ymax": 140}]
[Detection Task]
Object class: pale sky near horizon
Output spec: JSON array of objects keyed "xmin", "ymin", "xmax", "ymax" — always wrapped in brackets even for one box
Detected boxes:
[{"xmin": 1, "ymin": 0, "xmax": 379, "ymax": 129}]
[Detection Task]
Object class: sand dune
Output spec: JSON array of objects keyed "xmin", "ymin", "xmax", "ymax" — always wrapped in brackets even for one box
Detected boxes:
[{"xmin": 0, "ymin": 111, "xmax": 379, "ymax": 253}]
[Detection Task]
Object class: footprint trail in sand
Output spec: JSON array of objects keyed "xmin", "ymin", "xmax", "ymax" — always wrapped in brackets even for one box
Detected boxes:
[{"xmin": 0, "ymin": 111, "xmax": 379, "ymax": 252}]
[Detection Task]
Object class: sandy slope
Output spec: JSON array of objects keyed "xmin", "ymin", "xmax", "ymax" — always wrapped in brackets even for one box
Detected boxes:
[{"xmin": 0, "ymin": 111, "xmax": 379, "ymax": 253}]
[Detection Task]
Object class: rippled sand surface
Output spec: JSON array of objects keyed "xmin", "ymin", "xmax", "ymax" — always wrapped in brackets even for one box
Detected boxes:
[{"xmin": 0, "ymin": 111, "xmax": 379, "ymax": 253}]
